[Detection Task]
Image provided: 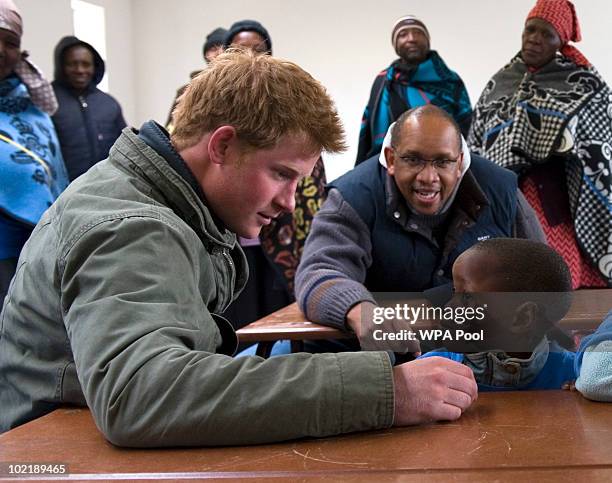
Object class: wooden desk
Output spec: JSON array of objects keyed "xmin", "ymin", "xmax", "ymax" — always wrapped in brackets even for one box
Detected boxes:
[
  {"xmin": 237, "ymin": 290, "xmax": 612, "ymax": 356},
  {"xmin": 561, "ymin": 289, "xmax": 612, "ymax": 330},
  {"xmin": 236, "ymin": 303, "xmax": 350, "ymax": 356},
  {"xmin": 1, "ymin": 392, "xmax": 611, "ymax": 481}
]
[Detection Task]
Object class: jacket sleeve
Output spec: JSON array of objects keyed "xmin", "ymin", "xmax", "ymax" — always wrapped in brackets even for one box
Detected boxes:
[
  {"xmin": 574, "ymin": 310, "xmax": 612, "ymax": 402},
  {"xmin": 513, "ymin": 189, "xmax": 546, "ymax": 241},
  {"xmin": 115, "ymin": 106, "xmax": 127, "ymax": 132},
  {"xmin": 356, "ymin": 75, "xmax": 383, "ymax": 166},
  {"xmin": 295, "ymin": 189, "xmax": 377, "ymax": 329},
  {"xmin": 61, "ymin": 215, "xmax": 394, "ymax": 447},
  {"xmin": 356, "ymin": 105, "xmax": 372, "ymax": 166}
]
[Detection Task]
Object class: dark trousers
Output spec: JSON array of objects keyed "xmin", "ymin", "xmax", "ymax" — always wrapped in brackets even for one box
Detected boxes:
[{"xmin": 222, "ymin": 245, "xmax": 291, "ymax": 331}]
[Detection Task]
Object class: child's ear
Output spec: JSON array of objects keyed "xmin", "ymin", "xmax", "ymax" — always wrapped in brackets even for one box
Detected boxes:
[{"xmin": 510, "ymin": 301, "xmax": 539, "ymax": 335}]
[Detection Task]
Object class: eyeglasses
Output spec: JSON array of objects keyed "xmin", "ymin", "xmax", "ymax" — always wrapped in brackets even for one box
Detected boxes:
[{"xmin": 393, "ymin": 151, "xmax": 461, "ymax": 173}]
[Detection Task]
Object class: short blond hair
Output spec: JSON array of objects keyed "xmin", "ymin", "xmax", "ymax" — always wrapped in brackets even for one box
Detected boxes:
[{"xmin": 171, "ymin": 48, "xmax": 347, "ymax": 154}]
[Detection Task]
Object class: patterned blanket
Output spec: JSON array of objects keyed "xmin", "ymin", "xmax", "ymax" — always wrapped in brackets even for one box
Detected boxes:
[
  {"xmin": 468, "ymin": 55, "xmax": 612, "ymax": 284},
  {"xmin": 357, "ymin": 51, "xmax": 472, "ymax": 164}
]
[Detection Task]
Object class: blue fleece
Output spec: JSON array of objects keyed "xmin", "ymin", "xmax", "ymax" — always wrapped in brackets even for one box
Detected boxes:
[{"xmin": 575, "ymin": 310, "xmax": 612, "ymax": 401}]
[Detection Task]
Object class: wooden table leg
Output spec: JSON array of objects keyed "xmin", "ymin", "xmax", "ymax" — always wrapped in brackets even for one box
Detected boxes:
[
  {"xmin": 255, "ymin": 342, "xmax": 274, "ymax": 358},
  {"xmin": 290, "ymin": 340, "xmax": 304, "ymax": 353}
]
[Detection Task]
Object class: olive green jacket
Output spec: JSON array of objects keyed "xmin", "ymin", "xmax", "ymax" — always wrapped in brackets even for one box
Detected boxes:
[{"xmin": 0, "ymin": 127, "xmax": 394, "ymax": 446}]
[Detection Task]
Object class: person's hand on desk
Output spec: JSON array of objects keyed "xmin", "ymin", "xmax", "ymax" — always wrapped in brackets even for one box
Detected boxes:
[
  {"xmin": 393, "ymin": 356, "xmax": 478, "ymax": 425},
  {"xmin": 346, "ymin": 301, "xmax": 421, "ymax": 354},
  {"xmin": 347, "ymin": 302, "xmax": 477, "ymax": 424}
]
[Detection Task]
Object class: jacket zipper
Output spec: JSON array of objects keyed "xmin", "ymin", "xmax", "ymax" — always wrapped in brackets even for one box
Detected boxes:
[
  {"xmin": 221, "ymin": 248, "xmax": 236, "ymax": 310},
  {"xmin": 222, "ymin": 249, "xmax": 236, "ymax": 304},
  {"xmin": 222, "ymin": 249, "xmax": 234, "ymax": 275}
]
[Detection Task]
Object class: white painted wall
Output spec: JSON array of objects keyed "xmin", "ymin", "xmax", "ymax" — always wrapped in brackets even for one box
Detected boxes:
[
  {"xmin": 15, "ymin": 0, "xmax": 135, "ymax": 124},
  {"xmin": 88, "ymin": 0, "xmax": 135, "ymax": 124},
  {"xmin": 14, "ymin": 1, "xmax": 612, "ymax": 181},
  {"xmin": 18, "ymin": 0, "xmax": 72, "ymax": 81},
  {"xmin": 131, "ymin": 0, "xmax": 612, "ymax": 181}
]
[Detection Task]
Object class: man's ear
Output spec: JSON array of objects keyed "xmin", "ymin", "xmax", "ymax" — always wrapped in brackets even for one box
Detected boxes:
[
  {"xmin": 208, "ymin": 126, "xmax": 238, "ymax": 165},
  {"xmin": 510, "ymin": 301, "xmax": 539, "ymax": 335},
  {"xmin": 456, "ymin": 152, "xmax": 464, "ymax": 177},
  {"xmin": 385, "ymin": 147, "xmax": 396, "ymax": 175}
]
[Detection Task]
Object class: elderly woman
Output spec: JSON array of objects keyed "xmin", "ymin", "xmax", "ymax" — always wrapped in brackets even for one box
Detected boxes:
[
  {"xmin": 468, "ymin": 0, "xmax": 612, "ymax": 288},
  {"xmin": 0, "ymin": 0, "xmax": 68, "ymax": 310}
]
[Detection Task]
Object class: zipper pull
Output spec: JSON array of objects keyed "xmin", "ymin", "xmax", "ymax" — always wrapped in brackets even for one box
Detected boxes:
[{"xmin": 78, "ymin": 95, "xmax": 88, "ymax": 108}]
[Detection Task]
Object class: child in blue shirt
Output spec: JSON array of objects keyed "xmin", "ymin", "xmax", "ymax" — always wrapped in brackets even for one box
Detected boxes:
[{"xmin": 420, "ymin": 238, "xmax": 578, "ymax": 391}]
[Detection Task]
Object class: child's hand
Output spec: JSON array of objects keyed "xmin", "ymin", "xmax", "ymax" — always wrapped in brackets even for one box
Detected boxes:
[{"xmin": 562, "ymin": 380, "xmax": 577, "ymax": 391}]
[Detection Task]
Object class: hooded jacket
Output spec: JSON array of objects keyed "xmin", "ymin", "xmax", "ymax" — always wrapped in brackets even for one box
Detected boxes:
[{"xmin": 51, "ymin": 36, "xmax": 126, "ymax": 181}]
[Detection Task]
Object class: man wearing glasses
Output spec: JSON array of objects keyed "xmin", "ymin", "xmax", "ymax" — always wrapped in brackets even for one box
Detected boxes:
[{"xmin": 296, "ymin": 105, "xmax": 544, "ymax": 348}]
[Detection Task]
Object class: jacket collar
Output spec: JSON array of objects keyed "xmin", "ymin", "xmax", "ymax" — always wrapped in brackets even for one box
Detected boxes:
[
  {"xmin": 463, "ymin": 336, "xmax": 550, "ymax": 388},
  {"xmin": 112, "ymin": 122, "xmax": 236, "ymax": 250},
  {"xmin": 138, "ymin": 120, "xmax": 207, "ymax": 204}
]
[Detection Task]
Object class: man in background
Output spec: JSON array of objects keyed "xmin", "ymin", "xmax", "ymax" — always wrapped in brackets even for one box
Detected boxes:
[
  {"xmin": 223, "ymin": 19, "xmax": 271, "ymax": 54},
  {"xmin": 356, "ymin": 15, "xmax": 472, "ymax": 164},
  {"xmin": 52, "ymin": 35, "xmax": 126, "ymax": 180},
  {"xmin": 297, "ymin": 106, "xmax": 544, "ymax": 351}
]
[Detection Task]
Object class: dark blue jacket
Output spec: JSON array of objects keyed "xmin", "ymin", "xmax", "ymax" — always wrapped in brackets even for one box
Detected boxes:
[
  {"xmin": 330, "ymin": 155, "xmax": 518, "ymax": 291},
  {"xmin": 52, "ymin": 36, "xmax": 126, "ymax": 181}
]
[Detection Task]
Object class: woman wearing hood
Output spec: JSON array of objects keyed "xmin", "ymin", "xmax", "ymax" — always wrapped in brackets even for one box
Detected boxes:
[
  {"xmin": 0, "ymin": 0, "xmax": 68, "ymax": 311},
  {"xmin": 52, "ymin": 36, "xmax": 126, "ymax": 181}
]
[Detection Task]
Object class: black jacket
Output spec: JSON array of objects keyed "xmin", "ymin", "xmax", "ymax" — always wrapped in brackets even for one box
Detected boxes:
[{"xmin": 52, "ymin": 36, "xmax": 126, "ymax": 181}]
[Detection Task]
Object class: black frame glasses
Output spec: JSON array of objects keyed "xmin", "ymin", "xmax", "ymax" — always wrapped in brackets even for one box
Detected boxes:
[{"xmin": 393, "ymin": 150, "xmax": 461, "ymax": 172}]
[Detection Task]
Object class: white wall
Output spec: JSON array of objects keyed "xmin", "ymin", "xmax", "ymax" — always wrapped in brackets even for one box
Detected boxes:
[
  {"xmin": 15, "ymin": 0, "xmax": 612, "ymax": 182},
  {"xmin": 131, "ymin": 0, "xmax": 612, "ymax": 181},
  {"xmin": 18, "ymin": 0, "xmax": 72, "ymax": 80},
  {"xmin": 87, "ymin": 0, "xmax": 136, "ymax": 124}
]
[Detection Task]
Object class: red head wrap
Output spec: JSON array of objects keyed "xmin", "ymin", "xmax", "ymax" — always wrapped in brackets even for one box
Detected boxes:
[{"xmin": 527, "ymin": 0, "xmax": 590, "ymax": 67}]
